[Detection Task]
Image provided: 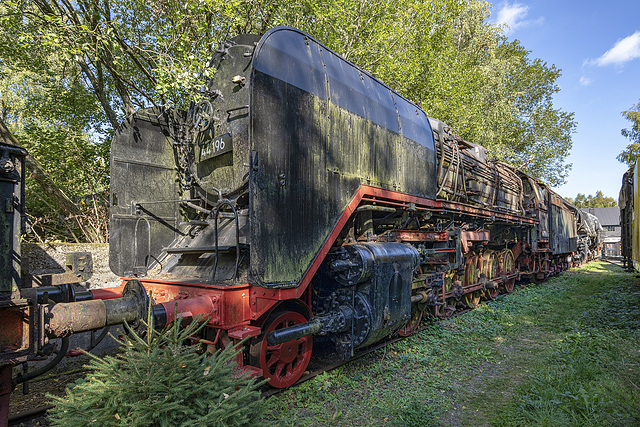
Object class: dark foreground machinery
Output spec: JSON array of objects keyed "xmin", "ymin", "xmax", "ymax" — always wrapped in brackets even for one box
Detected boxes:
[{"xmin": 1, "ymin": 27, "xmax": 584, "ymax": 424}]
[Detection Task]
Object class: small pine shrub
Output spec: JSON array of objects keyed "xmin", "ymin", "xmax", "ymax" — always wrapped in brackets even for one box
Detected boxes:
[{"xmin": 48, "ymin": 320, "xmax": 266, "ymax": 426}]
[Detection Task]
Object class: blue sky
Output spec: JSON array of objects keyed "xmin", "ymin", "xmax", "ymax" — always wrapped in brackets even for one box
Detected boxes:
[{"xmin": 490, "ymin": 0, "xmax": 640, "ymax": 200}]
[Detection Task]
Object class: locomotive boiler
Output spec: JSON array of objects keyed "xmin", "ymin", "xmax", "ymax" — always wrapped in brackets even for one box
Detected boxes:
[{"xmin": 1, "ymin": 26, "xmax": 585, "ymax": 418}]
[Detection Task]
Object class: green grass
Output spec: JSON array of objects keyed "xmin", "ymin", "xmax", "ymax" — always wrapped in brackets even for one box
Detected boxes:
[{"xmin": 259, "ymin": 261, "xmax": 640, "ymax": 426}]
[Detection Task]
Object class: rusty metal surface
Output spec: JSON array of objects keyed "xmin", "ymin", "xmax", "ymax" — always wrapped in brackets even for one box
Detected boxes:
[
  {"xmin": 45, "ymin": 300, "xmax": 107, "ymax": 338},
  {"xmin": 44, "ymin": 281, "xmax": 148, "ymax": 338},
  {"xmin": 431, "ymin": 118, "xmax": 523, "ymax": 215},
  {"xmin": 548, "ymin": 189, "xmax": 578, "ymax": 255},
  {"xmin": 0, "ymin": 300, "xmax": 31, "ymax": 367},
  {"xmin": 387, "ymin": 230, "xmax": 448, "ymax": 242}
]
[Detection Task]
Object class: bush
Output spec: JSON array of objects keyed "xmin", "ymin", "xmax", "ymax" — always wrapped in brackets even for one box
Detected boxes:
[{"xmin": 48, "ymin": 320, "xmax": 266, "ymax": 426}]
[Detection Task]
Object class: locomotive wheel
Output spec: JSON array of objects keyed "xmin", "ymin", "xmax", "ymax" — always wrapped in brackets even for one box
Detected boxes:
[
  {"xmin": 484, "ymin": 252, "xmax": 500, "ymax": 300},
  {"xmin": 250, "ymin": 311, "xmax": 312, "ymax": 388},
  {"xmin": 464, "ymin": 255, "xmax": 480, "ymax": 287},
  {"xmin": 463, "ymin": 256, "xmax": 481, "ymax": 308},
  {"xmin": 463, "ymin": 291, "xmax": 482, "ymax": 309},
  {"xmin": 398, "ymin": 307, "xmax": 423, "ymax": 336},
  {"xmin": 501, "ymin": 249, "xmax": 516, "ymax": 293}
]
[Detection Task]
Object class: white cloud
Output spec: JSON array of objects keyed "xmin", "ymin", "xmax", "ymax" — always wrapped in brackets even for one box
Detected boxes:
[
  {"xmin": 494, "ymin": 2, "xmax": 544, "ymax": 34},
  {"xmin": 579, "ymin": 76, "xmax": 593, "ymax": 86},
  {"xmin": 593, "ymin": 31, "xmax": 640, "ymax": 66}
]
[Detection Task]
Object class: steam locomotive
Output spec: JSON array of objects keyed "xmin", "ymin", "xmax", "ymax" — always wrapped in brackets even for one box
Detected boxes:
[
  {"xmin": 1, "ymin": 27, "xmax": 596, "ymax": 421},
  {"xmin": 108, "ymin": 27, "xmax": 590, "ymax": 386}
]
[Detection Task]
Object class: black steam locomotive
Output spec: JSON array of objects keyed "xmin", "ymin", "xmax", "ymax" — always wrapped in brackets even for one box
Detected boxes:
[
  {"xmin": 107, "ymin": 27, "xmax": 587, "ymax": 386},
  {"xmin": 1, "ymin": 27, "xmax": 593, "ymax": 417}
]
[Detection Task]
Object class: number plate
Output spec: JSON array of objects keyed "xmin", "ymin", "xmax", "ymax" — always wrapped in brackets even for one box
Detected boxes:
[{"xmin": 199, "ymin": 133, "xmax": 232, "ymax": 161}]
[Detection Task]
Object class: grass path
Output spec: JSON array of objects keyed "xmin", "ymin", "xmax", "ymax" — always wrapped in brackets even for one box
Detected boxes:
[{"xmin": 260, "ymin": 261, "xmax": 640, "ymax": 426}]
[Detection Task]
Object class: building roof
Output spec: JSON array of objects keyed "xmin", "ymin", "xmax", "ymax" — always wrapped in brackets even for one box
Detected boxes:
[{"xmin": 582, "ymin": 207, "xmax": 620, "ymax": 226}]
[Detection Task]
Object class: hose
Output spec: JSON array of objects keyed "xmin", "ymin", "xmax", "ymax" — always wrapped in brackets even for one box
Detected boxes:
[{"xmin": 15, "ymin": 337, "xmax": 70, "ymax": 385}]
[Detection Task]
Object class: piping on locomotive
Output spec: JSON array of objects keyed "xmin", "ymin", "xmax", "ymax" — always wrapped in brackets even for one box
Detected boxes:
[{"xmin": 1, "ymin": 26, "xmax": 597, "ymax": 412}]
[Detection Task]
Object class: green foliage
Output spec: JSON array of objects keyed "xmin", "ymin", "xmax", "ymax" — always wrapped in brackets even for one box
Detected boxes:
[
  {"xmin": 617, "ymin": 100, "xmax": 640, "ymax": 166},
  {"xmin": 48, "ymin": 320, "xmax": 266, "ymax": 426},
  {"xmin": 2, "ymin": 0, "xmax": 576, "ymax": 241},
  {"xmin": 0, "ymin": 2, "xmax": 110, "ymax": 241},
  {"xmin": 565, "ymin": 190, "xmax": 618, "ymax": 208},
  {"xmin": 280, "ymin": 0, "xmax": 575, "ymax": 184}
]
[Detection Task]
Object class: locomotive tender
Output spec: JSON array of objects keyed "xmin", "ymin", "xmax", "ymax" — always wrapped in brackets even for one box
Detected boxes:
[{"xmin": 1, "ymin": 26, "xmax": 590, "ymax": 416}]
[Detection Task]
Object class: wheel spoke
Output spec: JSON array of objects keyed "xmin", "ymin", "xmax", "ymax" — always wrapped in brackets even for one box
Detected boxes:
[
  {"xmin": 266, "ymin": 350, "xmax": 281, "ymax": 368},
  {"xmin": 274, "ymin": 361, "xmax": 286, "ymax": 378},
  {"xmin": 266, "ymin": 343, "xmax": 282, "ymax": 352}
]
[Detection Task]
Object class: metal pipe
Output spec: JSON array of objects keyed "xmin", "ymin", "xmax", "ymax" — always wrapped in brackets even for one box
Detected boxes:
[
  {"xmin": 15, "ymin": 337, "xmax": 69, "ymax": 384},
  {"xmin": 45, "ymin": 280, "xmax": 147, "ymax": 338},
  {"xmin": 45, "ymin": 300, "xmax": 108, "ymax": 337},
  {"xmin": 266, "ymin": 318, "xmax": 322, "ymax": 346}
]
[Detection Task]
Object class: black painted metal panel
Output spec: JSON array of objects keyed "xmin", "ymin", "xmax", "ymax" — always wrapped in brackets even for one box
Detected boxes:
[
  {"xmin": 549, "ymin": 194, "xmax": 578, "ymax": 255},
  {"xmin": 110, "ymin": 108, "xmax": 186, "ymax": 276},
  {"xmin": 249, "ymin": 28, "xmax": 437, "ymax": 286}
]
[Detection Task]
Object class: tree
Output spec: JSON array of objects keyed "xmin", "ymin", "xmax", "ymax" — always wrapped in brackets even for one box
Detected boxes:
[
  {"xmin": 0, "ymin": 6, "xmax": 110, "ymax": 241},
  {"xmin": 357, "ymin": 0, "xmax": 574, "ymax": 186},
  {"xmin": 1, "ymin": 0, "xmax": 576, "ymax": 241},
  {"xmin": 49, "ymin": 320, "xmax": 266, "ymax": 426},
  {"xmin": 566, "ymin": 191, "xmax": 617, "ymax": 208},
  {"xmin": 617, "ymin": 100, "xmax": 640, "ymax": 166}
]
